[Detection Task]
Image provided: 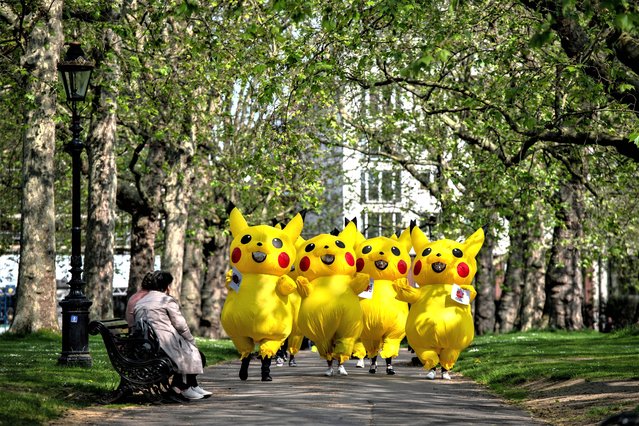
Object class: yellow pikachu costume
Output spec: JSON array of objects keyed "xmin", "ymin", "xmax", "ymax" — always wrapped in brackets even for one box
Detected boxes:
[
  {"xmin": 295, "ymin": 221, "xmax": 369, "ymax": 376},
  {"xmin": 394, "ymin": 223, "xmax": 485, "ymax": 379},
  {"xmin": 355, "ymin": 229, "xmax": 412, "ymax": 375},
  {"xmin": 220, "ymin": 208, "xmax": 303, "ymax": 381}
]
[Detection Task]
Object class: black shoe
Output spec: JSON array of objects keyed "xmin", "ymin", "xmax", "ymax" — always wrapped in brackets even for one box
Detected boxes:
[
  {"xmin": 386, "ymin": 366, "xmax": 396, "ymax": 375},
  {"xmin": 368, "ymin": 364, "xmax": 377, "ymax": 374},
  {"xmin": 261, "ymin": 374, "xmax": 272, "ymax": 382},
  {"xmin": 289, "ymin": 358, "xmax": 297, "ymax": 367}
]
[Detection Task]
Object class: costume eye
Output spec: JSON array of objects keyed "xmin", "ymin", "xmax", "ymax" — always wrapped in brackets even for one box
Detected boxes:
[
  {"xmin": 272, "ymin": 238, "xmax": 283, "ymax": 248},
  {"xmin": 362, "ymin": 245, "xmax": 372, "ymax": 254},
  {"xmin": 392, "ymin": 246, "xmax": 400, "ymax": 256},
  {"xmin": 241, "ymin": 235, "xmax": 252, "ymax": 244},
  {"xmin": 335, "ymin": 240, "xmax": 345, "ymax": 248},
  {"xmin": 453, "ymin": 248, "xmax": 463, "ymax": 258},
  {"xmin": 422, "ymin": 247, "xmax": 432, "ymax": 256},
  {"xmin": 305, "ymin": 243, "xmax": 315, "ymax": 252}
]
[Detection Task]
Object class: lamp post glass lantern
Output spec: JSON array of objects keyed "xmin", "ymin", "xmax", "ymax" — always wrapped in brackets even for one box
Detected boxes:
[{"xmin": 57, "ymin": 41, "xmax": 94, "ymax": 367}]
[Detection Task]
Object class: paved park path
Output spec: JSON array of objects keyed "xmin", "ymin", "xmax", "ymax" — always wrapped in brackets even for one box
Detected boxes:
[{"xmin": 55, "ymin": 348, "xmax": 548, "ymax": 425}]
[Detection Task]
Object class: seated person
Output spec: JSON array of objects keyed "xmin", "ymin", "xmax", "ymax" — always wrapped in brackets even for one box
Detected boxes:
[
  {"xmin": 125, "ymin": 271, "xmax": 156, "ymax": 329},
  {"xmin": 133, "ymin": 270, "xmax": 211, "ymax": 400}
]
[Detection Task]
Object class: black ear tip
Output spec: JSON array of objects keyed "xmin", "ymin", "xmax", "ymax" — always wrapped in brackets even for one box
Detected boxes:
[
  {"xmin": 344, "ymin": 217, "xmax": 350, "ymax": 226},
  {"xmin": 299, "ymin": 209, "xmax": 308, "ymax": 220},
  {"xmin": 226, "ymin": 201, "xmax": 236, "ymax": 215},
  {"xmin": 330, "ymin": 228, "xmax": 340, "ymax": 236},
  {"xmin": 409, "ymin": 219, "xmax": 417, "ymax": 232},
  {"xmin": 481, "ymin": 224, "xmax": 489, "ymax": 234}
]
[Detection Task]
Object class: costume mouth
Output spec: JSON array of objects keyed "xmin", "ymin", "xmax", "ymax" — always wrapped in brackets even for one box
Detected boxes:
[
  {"xmin": 432, "ymin": 262, "xmax": 446, "ymax": 273},
  {"xmin": 321, "ymin": 254, "xmax": 335, "ymax": 265},
  {"xmin": 252, "ymin": 252, "xmax": 267, "ymax": 263},
  {"xmin": 375, "ymin": 260, "xmax": 388, "ymax": 270}
]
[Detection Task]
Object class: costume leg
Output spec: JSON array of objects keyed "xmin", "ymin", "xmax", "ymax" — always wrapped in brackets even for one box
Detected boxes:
[
  {"xmin": 259, "ymin": 339, "xmax": 284, "ymax": 358},
  {"xmin": 439, "ymin": 348, "xmax": 461, "ymax": 371},
  {"xmin": 385, "ymin": 357, "xmax": 396, "ymax": 375},
  {"xmin": 369, "ymin": 355, "xmax": 378, "ymax": 374},
  {"xmin": 260, "ymin": 356, "xmax": 273, "ymax": 382},
  {"xmin": 231, "ymin": 336, "xmax": 255, "ymax": 359},
  {"xmin": 414, "ymin": 347, "xmax": 439, "ymax": 370},
  {"xmin": 239, "ymin": 356, "xmax": 251, "ymax": 381}
]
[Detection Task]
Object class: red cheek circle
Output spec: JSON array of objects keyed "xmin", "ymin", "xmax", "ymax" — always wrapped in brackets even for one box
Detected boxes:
[
  {"xmin": 231, "ymin": 247, "xmax": 241, "ymax": 263},
  {"xmin": 345, "ymin": 252, "xmax": 355, "ymax": 266},
  {"xmin": 413, "ymin": 260, "xmax": 422, "ymax": 276},
  {"xmin": 356, "ymin": 258, "xmax": 365, "ymax": 272},
  {"xmin": 397, "ymin": 260, "xmax": 407, "ymax": 275},
  {"xmin": 300, "ymin": 256, "xmax": 311, "ymax": 272},
  {"xmin": 457, "ymin": 262, "xmax": 470, "ymax": 278},
  {"xmin": 278, "ymin": 252, "xmax": 290, "ymax": 269}
]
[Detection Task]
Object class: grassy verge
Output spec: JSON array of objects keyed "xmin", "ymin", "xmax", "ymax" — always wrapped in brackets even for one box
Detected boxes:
[
  {"xmin": 455, "ymin": 327, "xmax": 639, "ymax": 424},
  {"xmin": 0, "ymin": 331, "xmax": 238, "ymax": 425}
]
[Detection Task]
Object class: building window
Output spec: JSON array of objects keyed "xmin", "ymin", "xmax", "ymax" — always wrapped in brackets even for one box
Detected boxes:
[
  {"xmin": 362, "ymin": 170, "xmax": 401, "ymax": 203},
  {"xmin": 362, "ymin": 211, "xmax": 402, "ymax": 238}
]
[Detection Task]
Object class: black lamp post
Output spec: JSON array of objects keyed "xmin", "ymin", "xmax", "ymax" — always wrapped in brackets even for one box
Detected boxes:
[{"xmin": 57, "ymin": 41, "xmax": 94, "ymax": 367}]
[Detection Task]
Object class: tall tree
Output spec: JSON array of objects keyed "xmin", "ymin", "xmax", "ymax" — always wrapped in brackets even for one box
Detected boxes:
[
  {"xmin": 84, "ymin": 25, "xmax": 120, "ymax": 320},
  {"xmin": 10, "ymin": 1, "xmax": 64, "ymax": 333}
]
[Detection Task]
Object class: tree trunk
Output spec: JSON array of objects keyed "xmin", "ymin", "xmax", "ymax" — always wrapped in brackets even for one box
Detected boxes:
[
  {"xmin": 127, "ymin": 212, "xmax": 160, "ymax": 298},
  {"xmin": 84, "ymin": 28, "xmax": 120, "ymax": 320},
  {"xmin": 544, "ymin": 172, "xmax": 585, "ymax": 330},
  {"xmin": 161, "ymin": 144, "xmax": 195, "ymax": 300},
  {"xmin": 10, "ymin": 1, "xmax": 64, "ymax": 334},
  {"xmin": 200, "ymin": 231, "xmax": 230, "ymax": 338},
  {"xmin": 181, "ymin": 225, "xmax": 203, "ymax": 333},
  {"xmin": 473, "ymin": 230, "xmax": 496, "ymax": 335},
  {"xmin": 117, "ymin": 140, "xmax": 165, "ymax": 297},
  {"xmin": 496, "ymin": 222, "xmax": 525, "ymax": 333},
  {"xmin": 519, "ymin": 235, "xmax": 547, "ymax": 331}
]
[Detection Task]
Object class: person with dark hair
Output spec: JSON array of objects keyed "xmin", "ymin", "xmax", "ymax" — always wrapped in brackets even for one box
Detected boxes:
[
  {"xmin": 125, "ymin": 271, "xmax": 157, "ymax": 328},
  {"xmin": 133, "ymin": 270, "xmax": 211, "ymax": 400}
]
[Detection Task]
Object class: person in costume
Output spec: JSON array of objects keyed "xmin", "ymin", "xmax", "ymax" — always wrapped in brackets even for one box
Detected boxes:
[
  {"xmin": 220, "ymin": 207, "xmax": 303, "ymax": 381},
  {"xmin": 394, "ymin": 222, "xmax": 485, "ymax": 380},
  {"xmin": 355, "ymin": 229, "xmax": 412, "ymax": 375},
  {"xmin": 295, "ymin": 220, "xmax": 369, "ymax": 377}
]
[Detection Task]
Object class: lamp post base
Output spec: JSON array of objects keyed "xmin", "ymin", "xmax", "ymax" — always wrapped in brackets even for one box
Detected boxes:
[{"xmin": 58, "ymin": 297, "xmax": 93, "ymax": 367}]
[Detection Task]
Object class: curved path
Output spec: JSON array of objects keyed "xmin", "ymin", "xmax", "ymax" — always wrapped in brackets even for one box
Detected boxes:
[{"xmin": 54, "ymin": 348, "xmax": 547, "ymax": 425}]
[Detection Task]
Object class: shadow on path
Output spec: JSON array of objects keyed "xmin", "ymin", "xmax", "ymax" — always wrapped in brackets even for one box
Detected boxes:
[{"xmin": 53, "ymin": 348, "xmax": 547, "ymax": 425}]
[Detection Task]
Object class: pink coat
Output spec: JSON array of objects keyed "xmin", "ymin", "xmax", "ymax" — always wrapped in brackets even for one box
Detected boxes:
[
  {"xmin": 125, "ymin": 289, "xmax": 149, "ymax": 328},
  {"xmin": 133, "ymin": 290, "xmax": 203, "ymax": 375}
]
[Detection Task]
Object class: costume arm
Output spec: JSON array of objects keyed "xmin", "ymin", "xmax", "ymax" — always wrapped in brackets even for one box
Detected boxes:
[
  {"xmin": 393, "ymin": 278, "xmax": 421, "ymax": 304},
  {"xmin": 296, "ymin": 276, "xmax": 312, "ymax": 298},
  {"xmin": 276, "ymin": 275, "xmax": 297, "ymax": 296},
  {"xmin": 224, "ymin": 269, "xmax": 233, "ymax": 290},
  {"xmin": 350, "ymin": 273, "xmax": 370, "ymax": 295},
  {"xmin": 461, "ymin": 284, "xmax": 477, "ymax": 302}
]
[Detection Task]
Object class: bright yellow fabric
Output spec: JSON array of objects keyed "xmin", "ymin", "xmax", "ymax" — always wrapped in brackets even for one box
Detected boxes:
[
  {"xmin": 295, "ymin": 222, "xmax": 367, "ymax": 365},
  {"xmin": 220, "ymin": 208, "xmax": 303, "ymax": 359},
  {"xmin": 356, "ymin": 232, "xmax": 411, "ymax": 359},
  {"xmin": 396, "ymin": 226, "xmax": 484, "ymax": 371}
]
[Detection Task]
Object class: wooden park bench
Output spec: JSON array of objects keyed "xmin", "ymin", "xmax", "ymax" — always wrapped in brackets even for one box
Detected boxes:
[{"xmin": 89, "ymin": 318, "xmax": 176, "ymax": 403}]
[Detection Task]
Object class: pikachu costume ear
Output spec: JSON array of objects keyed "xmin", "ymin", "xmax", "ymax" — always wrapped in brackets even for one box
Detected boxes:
[
  {"xmin": 339, "ymin": 220, "xmax": 359, "ymax": 249},
  {"xmin": 397, "ymin": 227, "xmax": 412, "ymax": 253},
  {"xmin": 410, "ymin": 221, "xmax": 429, "ymax": 250},
  {"xmin": 283, "ymin": 213, "xmax": 304, "ymax": 242},
  {"xmin": 463, "ymin": 227, "xmax": 485, "ymax": 258},
  {"xmin": 229, "ymin": 207, "xmax": 249, "ymax": 238}
]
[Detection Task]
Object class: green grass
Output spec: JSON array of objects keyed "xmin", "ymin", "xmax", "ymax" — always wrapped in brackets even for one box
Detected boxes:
[
  {"xmin": 455, "ymin": 327, "xmax": 639, "ymax": 422},
  {"xmin": 0, "ymin": 331, "xmax": 238, "ymax": 425}
]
